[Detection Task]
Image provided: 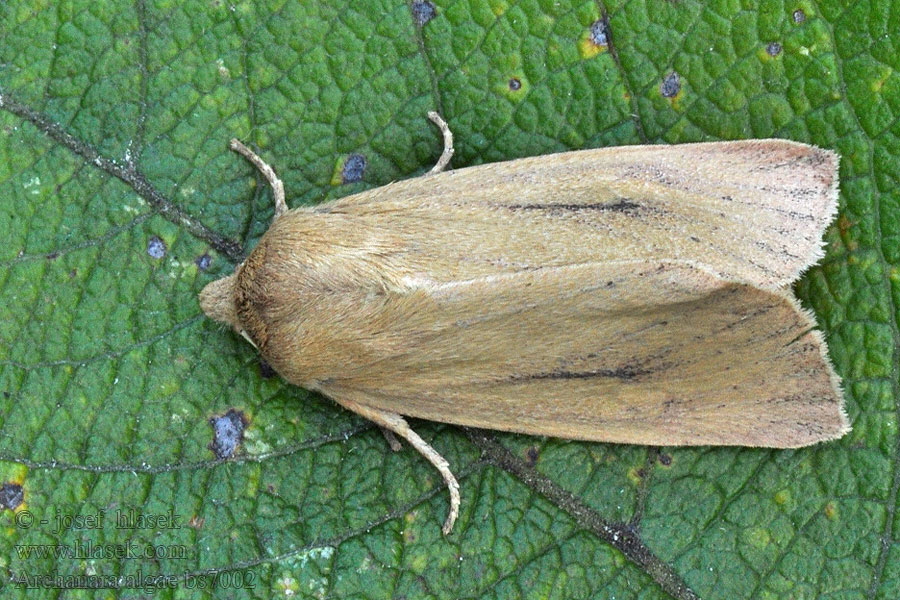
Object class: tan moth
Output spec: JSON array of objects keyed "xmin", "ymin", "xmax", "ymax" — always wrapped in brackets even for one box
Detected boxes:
[{"xmin": 200, "ymin": 113, "xmax": 848, "ymax": 534}]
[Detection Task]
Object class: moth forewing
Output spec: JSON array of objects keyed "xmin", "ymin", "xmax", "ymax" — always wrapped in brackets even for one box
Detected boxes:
[
  {"xmin": 305, "ymin": 262, "xmax": 847, "ymax": 448},
  {"xmin": 199, "ymin": 117, "xmax": 846, "ymax": 534},
  {"xmin": 325, "ymin": 138, "xmax": 839, "ymax": 291}
]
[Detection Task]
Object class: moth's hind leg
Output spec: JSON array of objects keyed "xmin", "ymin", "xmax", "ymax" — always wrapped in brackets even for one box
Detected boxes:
[
  {"xmin": 427, "ymin": 112, "xmax": 454, "ymax": 175},
  {"xmin": 229, "ymin": 138, "xmax": 288, "ymax": 219},
  {"xmin": 335, "ymin": 396, "xmax": 461, "ymax": 535}
]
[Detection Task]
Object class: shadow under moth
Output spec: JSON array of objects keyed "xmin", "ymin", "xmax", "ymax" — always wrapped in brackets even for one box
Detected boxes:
[{"xmin": 200, "ymin": 113, "xmax": 848, "ymax": 534}]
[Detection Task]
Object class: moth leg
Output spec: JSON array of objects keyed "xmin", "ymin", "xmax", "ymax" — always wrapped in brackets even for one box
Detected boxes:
[
  {"xmin": 380, "ymin": 427, "xmax": 402, "ymax": 452},
  {"xmin": 335, "ymin": 397, "xmax": 460, "ymax": 534},
  {"xmin": 229, "ymin": 138, "xmax": 288, "ymax": 219},
  {"xmin": 426, "ymin": 111, "xmax": 454, "ymax": 175}
]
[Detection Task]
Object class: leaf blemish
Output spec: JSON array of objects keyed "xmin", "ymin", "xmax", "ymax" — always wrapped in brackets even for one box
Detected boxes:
[
  {"xmin": 508, "ymin": 77, "xmax": 522, "ymax": 91},
  {"xmin": 766, "ymin": 42, "xmax": 782, "ymax": 56},
  {"xmin": 0, "ymin": 482, "xmax": 24, "ymax": 510},
  {"xmin": 589, "ymin": 19, "xmax": 609, "ymax": 47},
  {"xmin": 660, "ymin": 72, "xmax": 681, "ymax": 98},
  {"xmin": 411, "ymin": 0, "xmax": 436, "ymax": 26},
  {"xmin": 147, "ymin": 236, "xmax": 167, "ymax": 259},
  {"xmin": 208, "ymin": 408, "xmax": 248, "ymax": 459},
  {"xmin": 341, "ymin": 154, "xmax": 367, "ymax": 184},
  {"xmin": 195, "ymin": 253, "xmax": 211, "ymax": 271},
  {"xmin": 793, "ymin": 9, "xmax": 806, "ymax": 23}
]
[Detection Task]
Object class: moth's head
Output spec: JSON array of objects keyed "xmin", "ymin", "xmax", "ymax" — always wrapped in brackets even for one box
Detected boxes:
[
  {"xmin": 199, "ymin": 241, "xmax": 274, "ymax": 351},
  {"xmin": 199, "ymin": 272, "xmax": 259, "ymax": 349},
  {"xmin": 199, "ymin": 274, "xmax": 239, "ymax": 329}
]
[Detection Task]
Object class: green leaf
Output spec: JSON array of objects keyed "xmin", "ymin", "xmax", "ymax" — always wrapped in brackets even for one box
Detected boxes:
[{"xmin": 0, "ymin": 0, "xmax": 893, "ymax": 598}]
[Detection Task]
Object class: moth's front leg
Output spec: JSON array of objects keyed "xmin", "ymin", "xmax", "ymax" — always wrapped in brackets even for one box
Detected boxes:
[
  {"xmin": 229, "ymin": 138, "xmax": 287, "ymax": 219},
  {"xmin": 332, "ymin": 395, "xmax": 461, "ymax": 535},
  {"xmin": 426, "ymin": 111, "xmax": 454, "ymax": 175}
]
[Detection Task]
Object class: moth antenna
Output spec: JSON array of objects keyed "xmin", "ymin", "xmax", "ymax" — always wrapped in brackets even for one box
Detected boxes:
[
  {"xmin": 229, "ymin": 138, "xmax": 288, "ymax": 220},
  {"xmin": 427, "ymin": 111, "xmax": 454, "ymax": 175},
  {"xmin": 335, "ymin": 398, "xmax": 461, "ymax": 534}
]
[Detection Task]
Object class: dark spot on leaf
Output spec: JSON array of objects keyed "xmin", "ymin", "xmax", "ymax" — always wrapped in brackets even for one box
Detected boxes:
[
  {"xmin": 766, "ymin": 42, "xmax": 782, "ymax": 56},
  {"xmin": 147, "ymin": 236, "xmax": 166, "ymax": 259},
  {"xmin": 208, "ymin": 409, "xmax": 248, "ymax": 459},
  {"xmin": 589, "ymin": 18, "xmax": 609, "ymax": 46},
  {"xmin": 341, "ymin": 154, "xmax": 367, "ymax": 184},
  {"xmin": 792, "ymin": 9, "xmax": 806, "ymax": 23},
  {"xmin": 195, "ymin": 253, "xmax": 211, "ymax": 271},
  {"xmin": 411, "ymin": 0, "xmax": 436, "ymax": 25},
  {"xmin": 69, "ymin": 269, "xmax": 77, "ymax": 278},
  {"xmin": 258, "ymin": 359, "xmax": 276, "ymax": 379},
  {"xmin": 508, "ymin": 77, "xmax": 522, "ymax": 91},
  {"xmin": 636, "ymin": 468, "xmax": 646, "ymax": 479},
  {"xmin": 2, "ymin": 391, "xmax": 8, "ymax": 399},
  {"xmin": 525, "ymin": 446, "xmax": 539, "ymax": 466},
  {"xmin": 660, "ymin": 72, "xmax": 680, "ymax": 98},
  {"xmin": 658, "ymin": 453, "xmax": 672, "ymax": 466},
  {"xmin": 0, "ymin": 482, "xmax": 23, "ymax": 510},
  {"xmin": 46, "ymin": 251, "xmax": 59, "ymax": 260}
]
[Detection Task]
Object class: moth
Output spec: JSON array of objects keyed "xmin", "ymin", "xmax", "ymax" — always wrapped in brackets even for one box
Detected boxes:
[{"xmin": 200, "ymin": 113, "xmax": 848, "ymax": 534}]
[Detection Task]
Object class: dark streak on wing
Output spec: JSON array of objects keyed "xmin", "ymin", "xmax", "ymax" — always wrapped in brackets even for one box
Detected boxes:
[
  {"xmin": 719, "ymin": 194, "xmax": 818, "ymax": 222},
  {"xmin": 512, "ymin": 364, "xmax": 651, "ymax": 383},
  {"xmin": 760, "ymin": 151, "xmax": 828, "ymax": 172},
  {"xmin": 507, "ymin": 198, "xmax": 643, "ymax": 213}
]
